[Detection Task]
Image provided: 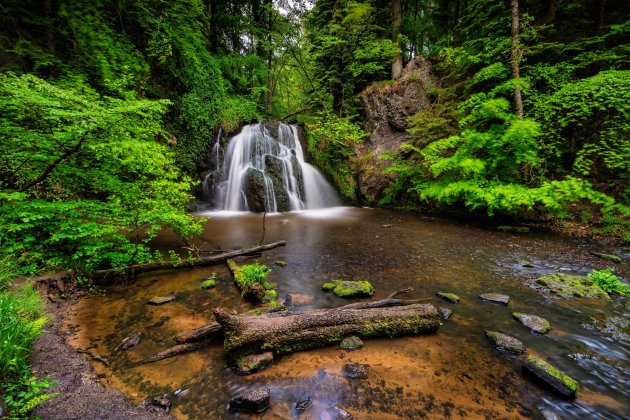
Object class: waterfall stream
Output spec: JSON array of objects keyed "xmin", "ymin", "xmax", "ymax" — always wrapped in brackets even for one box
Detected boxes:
[{"xmin": 205, "ymin": 122, "xmax": 339, "ymax": 212}]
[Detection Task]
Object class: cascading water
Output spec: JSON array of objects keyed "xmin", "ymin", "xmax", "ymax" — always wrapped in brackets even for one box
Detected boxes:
[{"xmin": 205, "ymin": 122, "xmax": 340, "ymax": 212}]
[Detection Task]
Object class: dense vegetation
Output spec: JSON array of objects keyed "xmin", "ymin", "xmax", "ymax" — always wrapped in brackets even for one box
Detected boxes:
[{"xmin": 0, "ymin": 1, "xmax": 628, "ymax": 416}]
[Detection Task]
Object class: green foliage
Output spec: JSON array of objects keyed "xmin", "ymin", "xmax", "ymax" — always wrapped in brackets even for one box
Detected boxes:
[
  {"xmin": 304, "ymin": 112, "xmax": 367, "ymax": 200},
  {"xmin": 587, "ymin": 268, "xmax": 630, "ymax": 295},
  {"xmin": 239, "ymin": 262, "xmax": 273, "ymax": 291},
  {"xmin": 0, "ymin": 73, "xmax": 202, "ymax": 273},
  {"xmin": 200, "ymin": 273, "xmax": 217, "ymax": 289}
]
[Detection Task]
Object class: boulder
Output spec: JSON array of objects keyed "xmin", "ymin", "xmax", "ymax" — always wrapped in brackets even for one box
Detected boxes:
[
  {"xmin": 533, "ymin": 273, "xmax": 609, "ymax": 299},
  {"xmin": 479, "ymin": 293, "xmax": 509, "ymax": 305},
  {"xmin": 436, "ymin": 292, "xmax": 460, "ymax": 303},
  {"xmin": 591, "ymin": 252, "xmax": 621, "ymax": 263},
  {"xmin": 243, "ymin": 168, "xmax": 267, "ymax": 213},
  {"xmin": 322, "ymin": 280, "xmax": 374, "ymax": 297},
  {"xmin": 485, "ymin": 331, "xmax": 525, "ymax": 354},
  {"xmin": 513, "ymin": 313, "xmax": 551, "ymax": 334},
  {"xmin": 229, "ymin": 387, "xmax": 271, "ymax": 413},
  {"xmin": 148, "ymin": 296, "xmax": 175, "ymax": 305},
  {"xmin": 114, "ymin": 333, "xmax": 141, "ymax": 352},
  {"xmin": 522, "ymin": 355, "xmax": 579, "ymax": 399},
  {"xmin": 235, "ymin": 352, "xmax": 274, "ymax": 374},
  {"xmin": 340, "ymin": 336, "xmax": 364, "ymax": 350},
  {"xmin": 151, "ymin": 394, "xmax": 171, "ymax": 411},
  {"xmin": 438, "ymin": 307, "xmax": 453, "ymax": 320},
  {"xmin": 342, "ymin": 363, "xmax": 369, "ymax": 379}
]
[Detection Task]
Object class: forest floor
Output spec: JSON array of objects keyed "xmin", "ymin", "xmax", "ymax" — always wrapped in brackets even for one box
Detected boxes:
[{"xmin": 31, "ymin": 294, "xmax": 171, "ymax": 420}]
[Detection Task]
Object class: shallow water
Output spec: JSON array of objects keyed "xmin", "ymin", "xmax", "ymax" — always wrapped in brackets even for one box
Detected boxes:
[{"xmin": 67, "ymin": 207, "xmax": 630, "ymax": 419}]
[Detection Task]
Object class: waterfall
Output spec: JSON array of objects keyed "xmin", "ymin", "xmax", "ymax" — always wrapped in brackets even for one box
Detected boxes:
[{"xmin": 205, "ymin": 122, "xmax": 339, "ymax": 212}]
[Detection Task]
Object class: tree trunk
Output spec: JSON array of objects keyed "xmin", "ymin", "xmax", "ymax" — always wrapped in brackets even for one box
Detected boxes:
[
  {"xmin": 215, "ymin": 302, "xmax": 440, "ymax": 355},
  {"xmin": 391, "ymin": 0, "xmax": 403, "ymax": 79},
  {"xmin": 511, "ymin": 0, "xmax": 524, "ymax": 119}
]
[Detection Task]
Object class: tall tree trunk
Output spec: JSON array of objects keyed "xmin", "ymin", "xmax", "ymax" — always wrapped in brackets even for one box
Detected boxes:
[
  {"xmin": 391, "ymin": 0, "xmax": 403, "ymax": 79},
  {"xmin": 511, "ymin": 0, "xmax": 524, "ymax": 119}
]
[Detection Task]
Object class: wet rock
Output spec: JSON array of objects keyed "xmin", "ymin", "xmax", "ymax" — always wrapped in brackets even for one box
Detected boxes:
[
  {"xmin": 243, "ymin": 168, "xmax": 267, "ymax": 213},
  {"xmin": 295, "ymin": 397, "xmax": 312, "ymax": 411},
  {"xmin": 235, "ymin": 352, "xmax": 274, "ymax": 374},
  {"xmin": 342, "ymin": 363, "xmax": 369, "ymax": 379},
  {"xmin": 513, "ymin": 312, "xmax": 551, "ymax": 334},
  {"xmin": 438, "ymin": 307, "xmax": 453, "ymax": 320},
  {"xmin": 148, "ymin": 296, "xmax": 175, "ymax": 305},
  {"xmin": 497, "ymin": 225, "xmax": 530, "ymax": 233},
  {"xmin": 437, "ymin": 292, "xmax": 460, "ymax": 303},
  {"xmin": 479, "ymin": 293, "xmax": 510, "ymax": 305},
  {"xmin": 534, "ymin": 409, "xmax": 561, "ymax": 420},
  {"xmin": 521, "ymin": 260, "xmax": 534, "ymax": 268},
  {"xmin": 582, "ymin": 315, "xmax": 629, "ymax": 343},
  {"xmin": 173, "ymin": 388, "xmax": 190, "ymax": 398},
  {"xmin": 533, "ymin": 273, "xmax": 609, "ymax": 299},
  {"xmin": 274, "ymin": 260, "xmax": 287, "ymax": 267},
  {"xmin": 591, "ymin": 252, "xmax": 621, "ymax": 263},
  {"xmin": 200, "ymin": 279, "xmax": 216, "ymax": 289},
  {"xmin": 248, "ymin": 282, "xmax": 266, "ymax": 302},
  {"xmin": 151, "ymin": 394, "xmax": 171, "ymax": 411},
  {"xmin": 264, "ymin": 154, "xmax": 284, "ymax": 180},
  {"xmin": 339, "ymin": 336, "xmax": 363, "ymax": 350},
  {"xmin": 333, "ymin": 405, "xmax": 353, "ymax": 419},
  {"xmin": 229, "ymin": 387, "xmax": 270, "ymax": 413},
  {"xmin": 322, "ymin": 280, "xmax": 374, "ymax": 297},
  {"xmin": 485, "ymin": 331, "xmax": 525, "ymax": 354},
  {"xmin": 522, "ymin": 355, "xmax": 579, "ymax": 399},
  {"xmin": 114, "ymin": 333, "xmax": 141, "ymax": 352}
]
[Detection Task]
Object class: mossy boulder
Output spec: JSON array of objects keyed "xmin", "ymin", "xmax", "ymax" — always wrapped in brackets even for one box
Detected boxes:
[
  {"xmin": 522, "ymin": 355, "xmax": 579, "ymax": 399},
  {"xmin": 534, "ymin": 273, "xmax": 609, "ymax": 299},
  {"xmin": 485, "ymin": 331, "xmax": 525, "ymax": 354},
  {"xmin": 591, "ymin": 252, "xmax": 621, "ymax": 263},
  {"xmin": 274, "ymin": 260, "xmax": 287, "ymax": 267},
  {"xmin": 322, "ymin": 280, "xmax": 374, "ymax": 297},
  {"xmin": 339, "ymin": 336, "xmax": 363, "ymax": 350},
  {"xmin": 234, "ymin": 352, "xmax": 274, "ymax": 375},
  {"xmin": 436, "ymin": 292, "xmax": 460, "ymax": 303},
  {"xmin": 513, "ymin": 312, "xmax": 551, "ymax": 334}
]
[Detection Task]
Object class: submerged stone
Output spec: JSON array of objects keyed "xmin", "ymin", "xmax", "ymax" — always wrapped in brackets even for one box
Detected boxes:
[
  {"xmin": 322, "ymin": 280, "xmax": 374, "ymax": 297},
  {"xmin": 497, "ymin": 226, "xmax": 530, "ymax": 233},
  {"xmin": 582, "ymin": 314, "xmax": 630, "ymax": 343},
  {"xmin": 513, "ymin": 312, "xmax": 551, "ymax": 334},
  {"xmin": 235, "ymin": 352, "xmax": 274, "ymax": 374},
  {"xmin": 294, "ymin": 397, "xmax": 312, "ymax": 411},
  {"xmin": 342, "ymin": 363, "xmax": 369, "ymax": 379},
  {"xmin": 533, "ymin": 273, "xmax": 609, "ymax": 299},
  {"xmin": 522, "ymin": 355, "xmax": 579, "ymax": 399},
  {"xmin": 114, "ymin": 333, "xmax": 141, "ymax": 352},
  {"xmin": 200, "ymin": 279, "xmax": 216, "ymax": 289},
  {"xmin": 479, "ymin": 293, "xmax": 509, "ymax": 305},
  {"xmin": 436, "ymin": 292, "xmax": 460, "ymax": 303},
  {"xmin": 229, "ymin": 387, "xmax": 271, "ymax": 413},
  {"xmin": 438, "ymin": 307, "xmax": 453, "ymax": 320},
  {"xmin": 591, "ymin": 252, "xmax": 621, "ymax": 263},
  {"xmin": 339, "ymin": 336, "xmax": 363, "ymax": 350},
  {"xmin": 485, "ymin": 331, "xmax": 525, "ymax": 354},
  {"xmin": 274, "ymin": 260, "xmax": 287, "ymax": 267},
  {"xmin": 148, "ymin": 296, "xmax": 175, "ymax": 305},
  {"xmin": 151, "ymin": 394, "xmax": 171, "ymax": 411},
  {"xmin": 521, "ymin": 260, "xmax": 534, "ymax": 268}
]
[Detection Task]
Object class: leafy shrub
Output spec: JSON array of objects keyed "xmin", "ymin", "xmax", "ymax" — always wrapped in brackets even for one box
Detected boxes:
[
  {"xmin": 587, "ymin": 268, "xmax": 630, "ymax": 295},
  {"xmin": 239, "ymin": 262, "xmax": 273, "ymax": 290}
]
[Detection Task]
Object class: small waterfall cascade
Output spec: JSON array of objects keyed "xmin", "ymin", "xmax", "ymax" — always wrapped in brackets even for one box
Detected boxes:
[{"xmin": 204, "ymin": 122, "xmax": 339, "ymax": 212}]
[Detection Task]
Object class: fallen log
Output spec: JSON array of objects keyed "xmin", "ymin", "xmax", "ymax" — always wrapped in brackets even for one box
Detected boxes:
[
  {"xmin": 136, "ymin": 341, "xmax": 207, "ymax": 365},
  {"xmin": 34, "ymin": 241, "xmax": 286, "ymax": 284},
  {"xmin": 215, "ymin": 302, "xmax": 441, "ymax": 355},
  {"xmin": 174, "ymin": 322, "xmax": 222, "ymax": 344}
]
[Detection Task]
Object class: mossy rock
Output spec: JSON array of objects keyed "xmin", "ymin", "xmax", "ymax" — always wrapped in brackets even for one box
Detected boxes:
[
  {"xmin": 591, "ymin": 252, "xmax": 621, "ymax": 263},
  {"xmin": 148, "ymin": 296, "xmax": 175, "ymax": 305},
  {"xmin": 322, "ymin": 280, "xmax": 374, "ymax": 297},
  {"xmin": 200, "ymin": 279, "xmax": 216, "ymax": 289},
  {"xmin": 497, "ymin": 226, "xmax": 529, "ymax": 233},
  {"xmin": 534, "ymin": 273, "xmax": 609, "ymax": 299},
  {"xmin": 513, "ymin": 312, "xmax": 551, "ymax": 334},
  {"xmin": 485, "ymin": 331, "xmax": 525, "ymax": 354},
  {"xmin": 234, "ymin": 352, "xmax": 274, "ymax": 375},
  {"xmin": 436, "ymin": 292, "xmax": 460, "ymax": 303},
  {"xmin": 340, "ymin": 336, "xmax": 363, "ymax": 350},
  {"xmin": 262, "ymin": 289, "xmax": 277, "ymax": 303},
  {"xmin": 274, "ymin": 260, "xmax": 287, "ymax": 267},
  {"xmin": 522, "ymin": 355, "xmax": 579, "ymax": 399}
]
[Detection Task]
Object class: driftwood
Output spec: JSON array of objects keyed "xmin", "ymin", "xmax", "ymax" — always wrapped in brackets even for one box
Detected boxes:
[
  {"xmin": 136, "ymin": 342, "xmax": 207, "ymax": 364},
  {"xmin": 174, "ymin": 322, "xmax": 222, "ymax": 344},
  {"xmin": 35, "ymin": 241, "xmax": 286, "ymax": 284},
  {"xmin": 216, "ymin": 298, "xmax": 440, "ymax": 355}
]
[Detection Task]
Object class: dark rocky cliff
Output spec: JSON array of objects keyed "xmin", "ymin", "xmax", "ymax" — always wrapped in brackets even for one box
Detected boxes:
[{"xmin": 352, "ymin": 57, "xmax": 436, "ymax": 204}]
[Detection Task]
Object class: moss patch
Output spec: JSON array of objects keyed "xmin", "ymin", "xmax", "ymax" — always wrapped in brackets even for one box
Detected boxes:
[
  {"xmin": 436, "ymin": 292, "xmax": 460, "ymax": 303},
  {"xmin": 200, "ymin": 279, "xmax": 216, "ymax": 289},
  {"xmin": 591, "ymin": 253, "xmax": 621, "ymax": 263},
  {"xmin": 497, "ymin": 225, "xmax": 529, "ymax": 233},
  {"xmin": 274, "ymin": 260, "xmax": 287, "ymax": 267},
  {"xmin": 524, "ymin": 355, "xmax": 579, "ymax": 397},
  {"xmin": 533, "ymin": 273, "xmax": 609, "ymax": 299},
  {"xmin": 322, "ymin": 280, "xmax": 374, "ymax": 297}
]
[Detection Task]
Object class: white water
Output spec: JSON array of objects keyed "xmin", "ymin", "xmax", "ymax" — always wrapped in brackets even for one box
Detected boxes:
[{"xmin": 205, "ymin": 123, "xmax": 339, "ymax": 212}]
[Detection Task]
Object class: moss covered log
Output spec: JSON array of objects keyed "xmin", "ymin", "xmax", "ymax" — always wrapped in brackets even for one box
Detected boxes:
[{"xmin": 214, "ymin": 303, "xmax": 440, "ymax": 355}]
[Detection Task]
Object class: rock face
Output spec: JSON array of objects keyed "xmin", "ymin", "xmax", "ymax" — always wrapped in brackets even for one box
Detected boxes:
[
  {"xmin": 479, "ymin": 293, "xmax": 510, "ymax": 305},
  {"xmin": 353, "ymin": 57, "xmax": 436, "ymax": 203},
  {"xmin": 485, "ymin": 331, "xmax": 525, "ymax": 354},
  {"xmin": 513, "ymin": 313, "xmax": 551, "ymax": 334},
  {"xmin": 235, "ymin": 352, "xmax": 274, "ymax": 375},
  {"xmin": 343, "ymin": 363, "xmax": 369, "ymax": 379},
  {"xmin": 522, "ymin": 355, "xmax": 579, "ymax": 399},
  {"xmin": 340, "ymin": 336, "xmax": 364, "ymax": 350},
  {"xmin": 244, "ymin": 168, "xmax": 267, "ymax": 213},
  {"xmin": 437, "ymin": 292, "xmax": 460, "ymax": 303},
  {"xmin": 229, "ymin": 387, "xmax": 271, "ymax": 413}
]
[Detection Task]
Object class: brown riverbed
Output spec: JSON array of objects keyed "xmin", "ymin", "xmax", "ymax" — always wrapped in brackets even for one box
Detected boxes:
[{"xmin": 54, "ymin": 208, "xmax": 629, "ymax": 418}]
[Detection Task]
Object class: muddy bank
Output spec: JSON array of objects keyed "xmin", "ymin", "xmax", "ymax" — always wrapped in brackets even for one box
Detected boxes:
[{"xmin": 31, "ymin": 297, "xmax": 172, "ymax": 420}]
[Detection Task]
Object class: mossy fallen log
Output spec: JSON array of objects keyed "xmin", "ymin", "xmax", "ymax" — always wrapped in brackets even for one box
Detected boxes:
[{"xmin": 215, "ymin": 301, "xmax": 441, "ymax": 355}]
